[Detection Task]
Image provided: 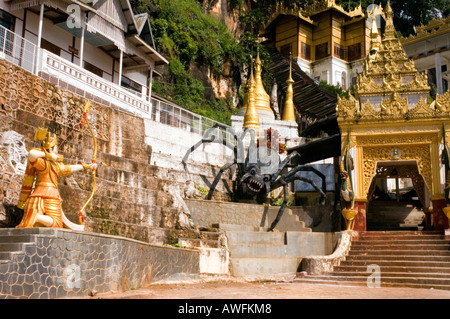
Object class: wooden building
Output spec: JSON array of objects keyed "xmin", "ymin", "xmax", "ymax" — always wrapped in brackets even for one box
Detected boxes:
[{"xmin": 263, "ymin": 0, "xmax": 376, "ymax": 90}]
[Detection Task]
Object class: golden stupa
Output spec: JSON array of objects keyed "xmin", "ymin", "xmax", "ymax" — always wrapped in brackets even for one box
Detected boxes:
[
  {"xmin": 239, "ymin": 46, "xmax": 275, "ymax": 122},
  {"xmin": 281, "ymin": 57, "xmax": 296, "ymax": 122},
  {"xmin": 243, "ymin": 57, "xmax": 260, "ymax": 129}
]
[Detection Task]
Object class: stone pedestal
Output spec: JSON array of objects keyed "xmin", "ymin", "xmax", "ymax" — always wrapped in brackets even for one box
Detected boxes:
[
  {"xmin": 433, "ymin": 198, "xmax": 450, "ymax": 230},
  {"xmin": 352, "ymin": 200, "xmax": 367, "ymax": 231}
]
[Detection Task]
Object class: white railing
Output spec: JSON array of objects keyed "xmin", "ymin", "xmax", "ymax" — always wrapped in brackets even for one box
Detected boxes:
[
  {"xmin": 0, "ymin": 24, "xmax": 232, "ymax": 136},
  {"xmin": 0, "ymin": 26, "xmax": 38, "ymax": 74},
  {"xmin": 40, "ymin": 50, "xmax": 151, "ymax": 118}
]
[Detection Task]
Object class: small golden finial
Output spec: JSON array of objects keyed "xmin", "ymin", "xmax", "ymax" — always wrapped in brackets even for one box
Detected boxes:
[
  {"xmin": 383, "ymin": 0, "xmax": 396, "ymax": 39},
  {"xmin": 281, "ymin": 55, "xmax": 296, "ymax": 122}
]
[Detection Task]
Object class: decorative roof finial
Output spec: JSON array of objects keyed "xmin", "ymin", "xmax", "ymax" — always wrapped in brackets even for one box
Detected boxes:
[{"xmin": 383, "ymin": 0, "xmax": 396, "ymax": 39}]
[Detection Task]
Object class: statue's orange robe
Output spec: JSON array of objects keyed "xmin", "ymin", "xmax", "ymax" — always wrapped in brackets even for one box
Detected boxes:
[{"xmin": 16, "ymin": 156, "xmax": 72, "ymax": 228}]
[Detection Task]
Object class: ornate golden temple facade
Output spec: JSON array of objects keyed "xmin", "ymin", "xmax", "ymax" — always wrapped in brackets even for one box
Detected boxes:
[{"xmin": 337, "ymin": 1, "xmax": 450, "ymax": 231}]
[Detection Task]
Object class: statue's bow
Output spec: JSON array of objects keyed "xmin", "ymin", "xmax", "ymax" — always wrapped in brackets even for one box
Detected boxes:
[{"xmin": 78, "ymin": 100, "xmax": 101, "ymax": 225}]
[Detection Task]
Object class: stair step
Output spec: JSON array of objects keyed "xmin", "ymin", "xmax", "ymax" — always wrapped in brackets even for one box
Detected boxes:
[
  {"xmin": 345, "ymin": 255, "xmax": 450, "ymax": 262},
  {"xmin": 0, "ymin": 252, "xmax": 11, "ymax": 260},
  {"xmin": 334, "ymin": 265, "xmax": 450, "ymax": 274},
  {"xmin": 326, "ymin": 271, "xmax": 450, "ymax": 279},
  {"xmin": 352, "ymin": 239, "xmax": 448, "ymax": 245},
  {"xmin": 199, "ymin": 231, "xmax": 223, "ymax": 241},
  {"xmin": 213, "ymin": 223, "xmax": 266, "ymax": 232},
  {"xmin": 0, "ymin": 235, "xmax": 36, "ymax": 243},
  {"xmin": 229, "ymin": 244, "xmax": 288, "ymax": 258},
  {"xmin": 177, "ymin": 238, "xmax": 221, "ymax": 249},
  {"xmin": 301, "ymin": 274, "xmax": 450, "ymax": 285},
  {"xmin": 350, "ymin": 244, "xmax": 450, "ymax": 250},
  {"xmin": 358, "ymin": 230, "xmax": 443, "ymax": 236},
  {"xmin": 349, "ymin": 250, "xmax": 450, "ymax": 256},
  {"xmin": 0, "ymin": 242, "xmax": 27, "ymax": 252},
  {"xmin": 354, "ymin": 235, "xmax": 444, "ymax": 241},
  {"xmin": 225, "ymin": 231, "xmax": 285, "ymax": 245},
  {"xmin": 340, "ymin": 260, "xmax": 450, "ymax": 267},
  {"xmin": 231, "ymin": 257, "xmax": 301, "ymax": 277}
]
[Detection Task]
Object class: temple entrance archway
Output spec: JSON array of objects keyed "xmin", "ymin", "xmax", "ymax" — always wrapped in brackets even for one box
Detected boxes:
[
  {"xmin": 366, "ymin": 162, "xmax": 427, "ymax": 230},
  {"xmin": 336, "ymin": 2, "xmax": 450, "ymax": 231}
]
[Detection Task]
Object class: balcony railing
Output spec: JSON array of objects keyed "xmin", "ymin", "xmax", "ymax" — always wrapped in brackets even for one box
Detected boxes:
[{"xmin": 0, "ymin": 24, "xmax": 231, "ymax": 137}]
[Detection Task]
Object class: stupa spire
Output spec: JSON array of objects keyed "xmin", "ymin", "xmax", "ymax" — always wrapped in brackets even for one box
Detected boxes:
[
  {"xmin": 243, "ymin": 56, "xmax": 260, "ymax": 129},
  {"xmin": 281, "ymin": 56, "xmax": 296, "ymax": 122}
]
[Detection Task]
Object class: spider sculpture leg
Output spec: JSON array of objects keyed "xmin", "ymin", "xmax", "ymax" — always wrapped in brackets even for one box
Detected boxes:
[
  {"xmin": 268, "ymin": 184, "xmax": 289, "ymax": 232},
  {"xmin": 268, "ymin": 166, "xmax": 327, "ymax": 232},
  {"xmin": 206, "ymin": 162, "xmax": 236, "ymax": 200},
  {"xmin": 183, "ymin": 124, "xmax": 249, "ymax": 200}
]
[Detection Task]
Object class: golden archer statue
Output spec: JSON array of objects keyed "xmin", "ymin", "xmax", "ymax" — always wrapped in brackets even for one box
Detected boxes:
[
  {"xmin": 16, "ymin": 100, "xmax": 103, "ymax": 230},
  {"xmin": 16, "ymin": 127, "xmax": 97, "ymax": 229}
]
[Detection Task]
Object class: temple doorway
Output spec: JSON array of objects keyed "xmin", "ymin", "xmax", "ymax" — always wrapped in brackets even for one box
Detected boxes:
[{"xmin": 366, "ymin": 162, "xmax": 427, "ymax": 231}]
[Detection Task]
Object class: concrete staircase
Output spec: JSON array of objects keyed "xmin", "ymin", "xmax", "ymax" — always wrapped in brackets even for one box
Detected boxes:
[
  {"xmin": 0, "ymin": 228, "xmax": 40, "ymax": 263},
  {"xmin": 367, "ymin": 202, "xmax": 425, "ymax": 231},
  {"xmin": 295, "ymin": 230, "xmax": 450, "ymax": 290},
  {"xmin": 177, "ymin": 227, "xmax": 225, "ymax": 249},
  {"xmin": 217, "ymin": 223, "xmax": 302, "ymax": 277}
]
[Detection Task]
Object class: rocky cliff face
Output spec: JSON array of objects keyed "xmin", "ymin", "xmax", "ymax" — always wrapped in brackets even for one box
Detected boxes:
[{"xmin": 200, "ymin": 0, "xmax": 245, "ymax": 37}]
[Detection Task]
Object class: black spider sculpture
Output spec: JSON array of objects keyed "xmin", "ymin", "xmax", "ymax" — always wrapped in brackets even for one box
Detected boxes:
[{"xmin": 182, "ymin": 123, "xmax": 327, "ymax": 231}]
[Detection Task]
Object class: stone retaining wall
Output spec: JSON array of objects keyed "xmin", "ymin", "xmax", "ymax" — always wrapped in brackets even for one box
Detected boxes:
[{"xmin": 0, "ymin": 228, "xmax": 199, "ymax": 299}]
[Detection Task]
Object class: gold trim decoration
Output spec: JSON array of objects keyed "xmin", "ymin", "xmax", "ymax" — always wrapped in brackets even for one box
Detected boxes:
[{"xmin": 401, "ymin": 16, "xmax": 450, "ymax": 46}]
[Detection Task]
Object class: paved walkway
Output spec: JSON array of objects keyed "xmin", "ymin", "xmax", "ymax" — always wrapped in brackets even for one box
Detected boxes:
[{"xmin": 89, "ymin": 276, "xmax": 450, "ymax": 299}]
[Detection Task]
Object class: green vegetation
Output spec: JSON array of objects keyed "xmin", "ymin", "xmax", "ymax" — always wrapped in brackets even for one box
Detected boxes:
[{"xmin": 318, "ymin": 81, "xmax": 350, "ymax": 99}]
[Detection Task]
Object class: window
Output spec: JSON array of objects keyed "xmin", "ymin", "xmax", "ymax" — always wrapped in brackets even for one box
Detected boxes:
[
  {"xmin": 0, "ymin": 10, "xmax": 15, "ymax": 53},
  {"xmin": 348, "ymin": 43, "xmax": 362, "ymax": 62},
  {"xmin": 121, "ymin": 76, "xmax": 142, "ymax": 94},
  {"xmin": 41, "ymin": 38, "xmax": 61, "ymax": 56},
  {"xmin": 300, "ymin": 42, "xmax": 311, "ymax": 60},
  {"xmin": 333, "ymin": 43, "xmax": 346, "ymax": 60},
  {"xmin": 0, "ymin": 10, "xmax": 15, "ymax": 31},
  {"xmin": 315, "ymin": 42, "xmax": 328, "ymax": 60},
  {"xmin": 84, "ymin": 61, "xmax": 103, "ymax": 78},
  {"xmin": 341, "ymin": 72, "xmax": 346, "ymax": 90}
]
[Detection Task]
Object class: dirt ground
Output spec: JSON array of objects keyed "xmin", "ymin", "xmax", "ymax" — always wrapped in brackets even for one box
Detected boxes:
[{"xmin": 88, "ymin": 276, "xmax": 450, "ymax": 300}]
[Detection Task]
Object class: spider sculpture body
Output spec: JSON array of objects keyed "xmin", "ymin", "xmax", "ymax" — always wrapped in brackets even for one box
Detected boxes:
[{"xmin": 182, "ymin": 123, "xmax": 326, "ymax": 231}]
